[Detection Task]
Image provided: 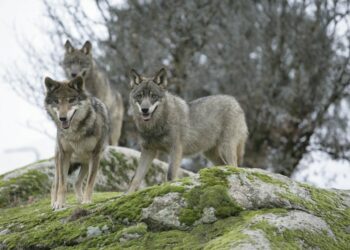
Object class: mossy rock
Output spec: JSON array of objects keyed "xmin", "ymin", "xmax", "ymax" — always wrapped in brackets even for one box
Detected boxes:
[
  {"xmin": 0, "ymin": 146, "xmax": 193, "ymax": 208},
  {"xmin": 0, "ymin": 166, "xmax": 349, "ymax": 249}
]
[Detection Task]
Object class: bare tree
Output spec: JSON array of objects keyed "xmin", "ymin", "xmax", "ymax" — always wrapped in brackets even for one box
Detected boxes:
[{"xmin": 7, "ymin": 0, "xmax": 350, "ymax": 177}]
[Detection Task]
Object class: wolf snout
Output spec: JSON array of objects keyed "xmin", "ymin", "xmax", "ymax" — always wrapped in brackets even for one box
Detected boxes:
[
  {"xmin": 141, "ymin": 108, "xmax": 149, "ymax": 114},
  {"xmin": 71, "ymin": 73, "xmax": 77, "ymax": 77},
  {"xmin": 59, "ymin": 117, "xmax": 67, "ymax": 122}
]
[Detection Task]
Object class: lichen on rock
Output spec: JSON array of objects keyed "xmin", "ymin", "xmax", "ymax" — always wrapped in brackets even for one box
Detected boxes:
[{"xmin": 0, "ymin": 162, "xmax": 349, "ymax": 249}]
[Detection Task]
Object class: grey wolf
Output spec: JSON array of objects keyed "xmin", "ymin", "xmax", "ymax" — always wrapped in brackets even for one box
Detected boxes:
[
  {"xmin": 44, "ymin": 76, "xmax": 109, "ymax": 210},
  {"xmin": 127, "ymin": 68, "xmax": 248, "ymax": 193},
  {"xmin": 63, "ymin": 40, "xmax": 124, "ymax": 145}
]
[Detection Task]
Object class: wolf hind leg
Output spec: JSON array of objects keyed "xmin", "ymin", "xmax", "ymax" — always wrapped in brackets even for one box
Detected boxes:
[
  {"xmin": 218, "ymin": 141, "xmax": 238, "ymax": 167},
  {"xmin": 204, "ymin": 147, "xmax": 226, "ymax": 166},
  {"xmin": 108, "ymin": 99, "xmax": 124, "ymax": 145},
  {"xmin": 74, "ymin": 164, "xmax": 88, "ymax": 203},
  {"xmin": 237, "ymin": 139, "xmax": 246, "ymax": 166},
  {"xmin": 109, "ymin": 119, "xmax": 122, "ymax": 145}
]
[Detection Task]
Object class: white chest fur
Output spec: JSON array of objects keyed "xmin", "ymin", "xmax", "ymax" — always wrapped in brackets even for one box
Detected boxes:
[{"xmin": 62, "ymin": 136, "xmax": 98, "ymax": 163}]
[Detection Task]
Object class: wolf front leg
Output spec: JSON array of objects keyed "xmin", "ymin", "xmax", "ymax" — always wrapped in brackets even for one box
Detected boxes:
[
  {"xmin": 82, "ymin": 154, "xmax": 101, "ymax": 204},
  {"xmin": 127, "ymin": 149, "xmax": 157, "ymax": 193},
  {"xmin": 53, "ymin": 150, "xmax": 71, "ymax": 210},
  {"xmin": 51, "ymin": 150, "xmax": 60, "ymax": 207},
  {"xmin": 167, "ymin": 143, "xmax": 183, "ymax": 181},
  {"xmin": 74, "ymin": 163, "xmax": 88, "ymax": 203}
]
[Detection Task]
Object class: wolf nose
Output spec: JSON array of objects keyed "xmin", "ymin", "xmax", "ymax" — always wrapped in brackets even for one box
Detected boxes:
[
  {"xmin": 59, "ymin": 117, "xmax": 67, "ymax": 122},
  {"xmin": 71, "ymin": 73, "xmax": 77, "ymax": 77},
  {"xmin": 141, "ymin": 108, "xmax": 149, "ymax": 114}
]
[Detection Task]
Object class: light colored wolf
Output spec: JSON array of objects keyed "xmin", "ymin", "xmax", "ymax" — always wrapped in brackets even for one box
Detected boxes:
[
  {"xmin": 44, "ymin": 76, "xmax": 109, "ymax": 210},
  {"xmin": 127, "ymin": 68, "xmax": 248, "ymax": 193},
  {"xmin": 63, "ymin": 40, "xmax": 124, "ymax": 145}
]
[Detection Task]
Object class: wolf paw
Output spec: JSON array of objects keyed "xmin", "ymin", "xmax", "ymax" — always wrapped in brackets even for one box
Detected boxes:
[
  {"xmin": 82, "ymin": 200, "xmax": 92, "ymax": 204},
  {"xmin": 52, "ymin": 201, "xmax": 66, "ymax": 211}
]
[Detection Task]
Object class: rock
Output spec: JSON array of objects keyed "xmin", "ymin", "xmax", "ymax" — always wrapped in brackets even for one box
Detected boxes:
[
  {"xmin": 141, "ymin": 192, "xmax": 186, "ymax": 230},
  {"xmin": 0, "ymin": 146, "xmax": 194, "ymax": 208},
  {"xmin": 0, "ymin": 165, "xmax": 349, "ymax": 249},
  {"xmin": 0, "ymin": 229, "xmax": 10, "ymax": 236},
  {"xmin": 251, "ymin": 211, "xmax": 335, "ymax": 237},
  {"xmin": 194, "ymin": 207, "xmax": 217, "ymax": 225},
  {"xmin": 86, "ymin": 226, "xmax": 102, "ymax": 237},
  {"xmin": 101, "ymin": 225, "xmax": 109, "ymax": 232}
]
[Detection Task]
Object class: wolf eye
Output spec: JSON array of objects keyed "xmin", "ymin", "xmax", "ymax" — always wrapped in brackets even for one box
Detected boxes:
[
  {"xmin": 53, "ymin": 99, "xmax": 59, "ymax": 104},
  {"xmin": 68, "ymin": 98, "xmax": 76, "ymax": 103},
  {"xmin": 151, "ymin": 94, "xmax": 158, "ymax": 99},
  {"xmin": 135, "ymin": 94, "xmax": 142, "ymax": 99}
]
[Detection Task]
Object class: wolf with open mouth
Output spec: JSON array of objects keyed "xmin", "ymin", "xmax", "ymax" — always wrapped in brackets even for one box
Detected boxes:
[
  {"xmin": 127, "ymin": 68, "xmax": 248, "ymax": 193},
  {"xmin": 44, "ymin": 76, "xmax": 109, "ymax": 210},
  {"xmin": 62, "ymin": 40, "xmax": 124, "ymax": 145}
]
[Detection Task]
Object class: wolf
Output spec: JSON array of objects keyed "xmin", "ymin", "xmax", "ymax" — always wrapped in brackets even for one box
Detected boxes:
[
  {"xmin": 127, "ymin": 68, "xmax": 248, "ymax": 193},
  {"xmin": 63, "ymin": 40, "xmax": 124, "ymax": 145},
  {"xmin": 44, "ymin": 76, "xmax": 109, "ymax": 210}
]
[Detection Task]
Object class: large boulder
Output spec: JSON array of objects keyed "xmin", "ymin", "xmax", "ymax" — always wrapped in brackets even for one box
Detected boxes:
[
  {"xmin": 0, "ymin": 165, "xmax": 349, "ymax": 249},
  {"xmin": 0, "ymin": 146, "xmax": 193, "ymax": 208}
]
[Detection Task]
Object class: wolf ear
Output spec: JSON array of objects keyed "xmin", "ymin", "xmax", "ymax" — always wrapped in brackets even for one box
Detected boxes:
[
  {"xmin": 153, "ymin": 68, "xmax": 167, "ymax": 88},
  {"xmin": 81, "ymin": 41, "xmax": 92, "ymax": 55},
  {"xmin": 69, "ymin": 76, "xmax": 84, "ymax": 91},
  {"xmin": 64, "ymin": 40, "xmax": 74, "ymax": 53},
  {"xmin": 129, "ymin": 69, "xmax": 142, "ymax": 88},
  {"xmin": 44, "ymin": 77, "xmax": 60, "ymax": 92}
]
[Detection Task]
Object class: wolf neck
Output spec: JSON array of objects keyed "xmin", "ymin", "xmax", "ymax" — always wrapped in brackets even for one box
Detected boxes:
[
  {"xmin": 83, "ymin": 61, "xmax": 107, "ymax": 97},
  {"xmin": 83, "ymin": 60, "xmax": 97, "ymax": 87}
]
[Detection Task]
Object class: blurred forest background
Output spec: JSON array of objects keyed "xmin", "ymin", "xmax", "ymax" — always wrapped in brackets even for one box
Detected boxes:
[{"xmin": 7, "ymin": 0, "xmax": 350, "ymax": 179}]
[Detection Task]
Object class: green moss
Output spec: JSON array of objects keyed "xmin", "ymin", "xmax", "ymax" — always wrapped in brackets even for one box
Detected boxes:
[
  {"xmin": 177, "ymin": 176, "xmax": 193, "ymax": 186},
  {"xmin": 251, "ymin": 219, "xmax": 339, "ymax": 249},
  {"xmin": 178, "ymin": 167, "xmax": 243, "ymax": 226},
  {"xmin": 0, "ymin": 170, "xmax": 50, "ymax": 208},
  {"xmin": 199, "ymin": 167, "xmax": 239, "ymax": 187},
  {"xmin": 102, "ymin": 183, "xmax": 185, "ymax": 222},
  {"xmin": 247, "ymin": 171, "xmax": 287, "ymax": 187},
  {"xmin": 179, "ymin": 208, "xmax": 201, "ymax": 225},
  {"xmin": 203, "ymin": 209, "xmax": 285, "ymax": 249},
  {"xmin": 115, "ymin": 223, "xmax": 148, "ymax": 241},
  {"xmin": 0, "ymin": 190, "xmax": 255, "ymax": 249},
  {"xmin": 279, "ymin": 183, "xmax": 350, "ymax": 249},
  {"xmin": 0, "ymin": 192, "xmax": 119, "ymax": 249},
  {"xmin": 1, "ymin": 165, "xmax": 349, "ymax": 249},
  {"xmin": 114, "ymin": 215, "xmax": 256, "ymax": 250}
]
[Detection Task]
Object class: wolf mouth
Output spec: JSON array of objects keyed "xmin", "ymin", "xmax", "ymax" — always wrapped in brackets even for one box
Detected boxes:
[
  {"xmin": 141, "ymin": 106, "xmax": 158, "ymax": 121},
  {"xmin": 61, "ymin": 110, "xmax": 77, "ymax": 129}
]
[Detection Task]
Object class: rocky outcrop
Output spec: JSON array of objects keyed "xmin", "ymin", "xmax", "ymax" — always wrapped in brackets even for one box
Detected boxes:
[
  {"xmin": 0, "ymin": 146, "xmax": 193, "ymax": 208},
  {"xmin": 0, "ymin": 165, "xmax": 349, "ymax": 249}
]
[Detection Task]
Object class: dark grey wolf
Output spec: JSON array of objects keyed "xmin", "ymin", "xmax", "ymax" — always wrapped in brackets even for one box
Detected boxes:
[
  {"xmin": 63, "ymin": 40, "xmax": 124, "ymax": 145},
  {"xmin": 44, "ymin": 76, "xmax": 109, "ymax": 210},
  {"xmin": 127, "ymin": 68, "xmax": 248, "ymax": 193}
]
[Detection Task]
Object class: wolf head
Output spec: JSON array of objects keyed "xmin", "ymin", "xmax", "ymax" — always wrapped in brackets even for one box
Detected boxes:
[
  {"xmin": 44, "ymin": 76, "xmax": 88, "ymax": 130},
  {"xmin": 129, "ymin": 68, "xmax": 167, "ymax": 122},
  {"xmin": 63, "ymin": 40, "xmax": 93, "ymax": 79}
]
